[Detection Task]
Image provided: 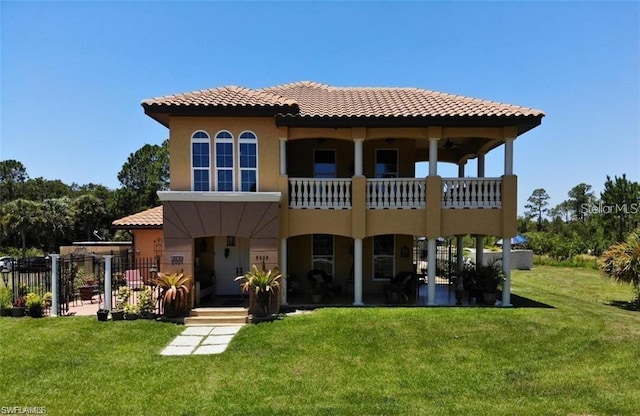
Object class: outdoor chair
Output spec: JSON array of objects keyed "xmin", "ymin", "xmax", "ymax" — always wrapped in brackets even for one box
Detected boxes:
[
  {"xmin": 383, "ymin": 272, "xmax": 416, "ymax": 304},
  {"xmin": 307, "ymin": 269, "xmax": 341, "ymax": 297}
]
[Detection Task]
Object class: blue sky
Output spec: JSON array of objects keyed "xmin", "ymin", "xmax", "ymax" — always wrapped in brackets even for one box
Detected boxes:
[{"xmin": 1, "ymin": 1, "xmax": 639, "ymax": 215}]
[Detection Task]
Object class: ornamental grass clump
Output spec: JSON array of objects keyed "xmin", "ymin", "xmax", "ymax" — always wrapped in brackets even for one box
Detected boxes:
[
  {"xmin": 235, "ymin": 265, "xmax": 281, "ymax": 317},
  {"xmin": 154, "ymin": 272, "xmax": 191, "ymax": 317}
]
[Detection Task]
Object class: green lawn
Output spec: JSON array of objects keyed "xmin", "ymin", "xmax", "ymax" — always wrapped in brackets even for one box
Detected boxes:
[{"xmin": 1, "ymin": 266, "xmax": 639, "ymax": 415}]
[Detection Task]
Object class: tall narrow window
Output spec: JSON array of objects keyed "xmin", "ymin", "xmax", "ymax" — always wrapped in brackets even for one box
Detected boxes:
[
  {"xmin": 312, "ymin": 234, "xmax": 334, "ymax": 277},
  {"xmin": 215, "ymin": 131, "xmax": 234, "ymax": 191},
  {"xmin": 192, "ymin": 131, "xmax": 210, "ymax": 191},
  {"xmin": 314, "ymin": 149, "xmax": 336, "ymax": 178},
  {"xmin": 239, "ymin": 131, "xmax": 258, "ymax": 192},
  {"xmin": 375, "ymin": 149, "xmax": 398, "ymax": 178},
  {"xmin": 373, "ymin": 235, "xmax": 395, "ymax": 280}
]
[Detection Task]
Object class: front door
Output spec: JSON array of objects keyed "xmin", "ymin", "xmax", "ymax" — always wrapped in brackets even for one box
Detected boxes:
[{"xmin": 215, "ymin": 236, "xmax": 250, "ymax": 296}]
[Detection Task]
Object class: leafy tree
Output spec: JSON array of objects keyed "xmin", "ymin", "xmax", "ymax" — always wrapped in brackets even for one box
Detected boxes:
[
  {"xmin": 549, "ymin": 200, "xmax": 572, "ymax": 222},
  {"xmin": 73, "ymin": 194, "xmax": 107, "ymax": 241},
  {"xmin": 21, "ymin": 177, "xmax": 72, "ymax": 201},
  {"xmin": 525, "ymin": 188, "xmax": 550, "ymax": 231},
  {"xmin": 568, "ymin": 183, "xmax": 596, "ymax": 221},
  {"xmin": 40, "ymin": 198, "xmax": 74, "ymax": 252},
  {"xmin": 1, "ymin": 199, "xmax": 42, "ymax": 258},
  {"xmin": 0, "ymin": 159, "xmax": 28, "ymax": 201},
  {"xmin": 117, "ymin": 139, "xmax": 169, "ymax": 213},
  {"xmin": 600, "ymin": 174, "xmax": 640, "ymax": 242},
  {"xmin": 599, "ymin": 228, "xmax": 640, "ymax": 307}
]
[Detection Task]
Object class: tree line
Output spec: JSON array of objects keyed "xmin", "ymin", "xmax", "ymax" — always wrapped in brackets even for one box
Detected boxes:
[
  {"xmin": 520, "ymin": 175, "xmax": 640, "ymax": 259},
  {"xmin": 0, "ymin": 140, "xmax": 168, "ymax": 257}
]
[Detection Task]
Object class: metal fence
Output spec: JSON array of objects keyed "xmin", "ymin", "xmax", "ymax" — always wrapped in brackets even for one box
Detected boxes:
[{"xmin": 1, "ymin": 255, "xmax": 162, "ymax": 316}]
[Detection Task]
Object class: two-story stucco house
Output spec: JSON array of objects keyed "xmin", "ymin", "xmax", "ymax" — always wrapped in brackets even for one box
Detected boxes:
[{"xmin": 139, "ymin": 81, "xmax": 544, "ymax": 307}]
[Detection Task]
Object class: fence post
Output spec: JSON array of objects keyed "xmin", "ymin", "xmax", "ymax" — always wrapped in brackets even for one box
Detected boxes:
[
  {"xmin": 104, "ymin": 255, "xmax": 113, "ymax": 311},
  {"xmin": 50, "ymin": 254, "xmax": 59, "ymax": 317}
]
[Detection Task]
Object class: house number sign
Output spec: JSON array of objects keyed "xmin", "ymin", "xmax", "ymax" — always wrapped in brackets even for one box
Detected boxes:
[{"xmin": 170, "ymin": 256, "xmax": 184, "ymax": 265}]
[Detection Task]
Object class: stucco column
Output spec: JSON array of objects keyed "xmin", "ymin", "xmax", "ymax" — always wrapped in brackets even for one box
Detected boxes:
[
  {"xmin": 456, "ymin": 163, "xmax": 465, "ymax": 276},
  {"xmin": 475, "ymin": 236, "xmax": 484, "ymax": 267},
  {"xmin": 353, "ymin": 238, "xmax": 363, "ymax": 306},
  {"xmin": 50, "ymin": 254, "xmax": 59, "ymax": 317},
  {"xmin": 427, "ymin": 238, "xmax": 436, "ymax": 305},
  {"xmin": 504, "ymin": 138, "xmax": 514, "ymax": 175},
  {"xmin": 428, "ymin": 138, "xmax": 439, "ymax": 176},
  {"xmin": 103, "ymin": 255, "xmax": 113, "ymax": 311},
  {"xmin": 477, "ymin": 153, "xmax": 485, "ymax": 178},
  {"xmin": 354, "ymin": 139, "xmax": 364, "ymax": 176},
  {"xmin": 502, "ymin": 240, "xmax": 512, "ymax": 307},
  {"xmin": 279, "ymin": 138, "xmax": 287, "ymax": 176},
  {"xmin": 280, "ymin": 238, "xmax": 288, "ymax": 305}
]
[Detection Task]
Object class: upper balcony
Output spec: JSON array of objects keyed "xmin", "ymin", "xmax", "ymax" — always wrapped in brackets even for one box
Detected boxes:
[{"xmin": 288, "ymin": 177, "xmax": 502, "ymax": 210}]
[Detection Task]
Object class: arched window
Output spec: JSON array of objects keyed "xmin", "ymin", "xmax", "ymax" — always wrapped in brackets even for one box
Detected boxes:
[
  {"xmin": 215, "ymin": 131, "xmax": 234, "ymax": 191},
  {"xmin": 238, "ymin": 131, "xmax": 258, "ymax": 192},
  {"xmin": 191, "ymin": 131, "xmax": 210, "ymax": 191}
]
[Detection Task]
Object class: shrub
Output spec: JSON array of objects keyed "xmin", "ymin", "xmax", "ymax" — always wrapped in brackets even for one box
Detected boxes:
[{"xmin": 599, "ymin": 229, "xmax": 640, "ymax": 305}]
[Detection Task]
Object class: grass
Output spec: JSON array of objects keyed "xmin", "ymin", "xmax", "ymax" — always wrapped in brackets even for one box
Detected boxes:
[
  {"xmin": 1, "ymin": 266, "xmax": 640, "ymax": 415},
  {"xmin": 533, "ymin": 253, "xmax": 599, "ymax": 270}
]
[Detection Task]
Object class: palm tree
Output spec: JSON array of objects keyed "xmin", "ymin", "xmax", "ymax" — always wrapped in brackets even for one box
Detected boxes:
[{"xmin": 599, "ymin": 228, "xmax": 640, "ymax": 306}]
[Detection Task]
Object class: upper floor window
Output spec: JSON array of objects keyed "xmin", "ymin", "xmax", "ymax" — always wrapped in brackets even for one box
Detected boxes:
[
  {"xmin": 314, "ymin": 149, "xmax": 336, "ymax": 178},
  {"xmin": 215, "ymin": 131, "xmax": 234, "ymax": 191},
  {"xmin": 191, "ymin": 131, "xmax": 210, "ymax": 191},
  {"xmin": 239, "ymin": 131, "xmax": 258, "ymax": 192},
  {"xmin": 376, "ymin": 149, "xmax": 398, "ymax": 178}
]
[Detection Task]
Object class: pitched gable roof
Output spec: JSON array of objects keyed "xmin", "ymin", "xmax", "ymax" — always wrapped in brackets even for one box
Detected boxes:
[{"xmin": 112, "ymin": 206, "xmax": 163, "ymax": 229}]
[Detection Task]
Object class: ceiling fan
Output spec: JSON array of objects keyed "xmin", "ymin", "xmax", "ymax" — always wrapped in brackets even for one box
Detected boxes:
[{"xmin": 443, "ymin": 139, "xmax": 461, "ymax": 150}]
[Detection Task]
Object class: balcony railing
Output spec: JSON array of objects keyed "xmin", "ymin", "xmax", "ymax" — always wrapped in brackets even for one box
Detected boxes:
[
  {"xmin": 442, "ymin": 178, "xmax": 502, "ymax": 209},
  {"xmin": 289, "ymin": 178, "xmax": 352, "ymax": 209},
  {"xmin": 366, "ymin": 178, "xmax": 426, "ymax": 209}
]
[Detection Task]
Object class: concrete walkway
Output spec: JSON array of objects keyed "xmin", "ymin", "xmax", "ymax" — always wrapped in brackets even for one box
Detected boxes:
[{"xmin": 160, "ymin": 325, "xmax": 243, "ymax": 356}]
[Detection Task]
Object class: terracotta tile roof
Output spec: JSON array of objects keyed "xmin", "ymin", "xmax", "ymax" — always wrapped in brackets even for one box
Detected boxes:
[
  {"xmin": 259, "ymin": 81, "xmax": 544, "ymax": 118},
  {"xmin": 142, "ymin": 85, "xmax": 297, "ymax": 109},
  {"xmin": 112, "ymin": 206, "xmax": 163, "ymax": 229},
  {"xmin": 143, "ymin": 81, "xmax": 542, "ymax": 117}
]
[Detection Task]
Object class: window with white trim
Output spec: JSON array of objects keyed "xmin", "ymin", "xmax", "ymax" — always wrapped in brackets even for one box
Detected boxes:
[
  {"xmin": 215, "ymin": 131, "xmax": 234, "ymax": 191},
  {"xmin": 239, "ymin": 131, "xmax": 258, "ymax": 192},
  {"xmin": 312, "ymin": 234, "xmax": 334, "ymax": 277},
  {"xmin": 373, "ymin": 234, "xmax": 394, "ymax": 280},
  {"xmin": 191, "ymin": 131, "xmax": 210, "ymax": 191}
]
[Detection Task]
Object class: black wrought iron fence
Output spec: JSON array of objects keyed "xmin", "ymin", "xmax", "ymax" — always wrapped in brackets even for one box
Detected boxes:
[{"xmin": 111, "ymin": 255, "xmax": 161, "ymax": 315}]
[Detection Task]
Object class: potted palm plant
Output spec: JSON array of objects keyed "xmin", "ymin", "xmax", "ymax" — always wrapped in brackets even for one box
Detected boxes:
[
  {"xmin": 235, "ymin": 265, "xmax": 281, "ymax": 318},
  {"xmin": 477, "ymin": 260, "xmax": 505, "ymax": 305},
  {"xmin": 154, "ymin": 272, "xmax": 191, "ymax": 318}
]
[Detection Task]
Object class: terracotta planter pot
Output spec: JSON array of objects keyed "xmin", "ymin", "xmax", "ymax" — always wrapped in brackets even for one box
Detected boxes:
[{"xmin": 249, "ymin": 287, "xmax": 280, "ymax": 316}]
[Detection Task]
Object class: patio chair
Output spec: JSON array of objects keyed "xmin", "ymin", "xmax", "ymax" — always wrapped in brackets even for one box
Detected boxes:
[
  {"xmin": 125, "ymin": 270, "xmax": 144, "ymax": 291},
  {"xmin": 383, "ymin": 271, "xmax": 416, "ymax": 304}
]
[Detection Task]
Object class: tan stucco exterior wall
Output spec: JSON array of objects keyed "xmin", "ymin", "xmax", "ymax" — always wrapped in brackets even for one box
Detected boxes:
[
  {"xmin": 132, "ymin": 229, "xmax": 163, "ymax": 259},
  {"xmin": 162, "ymin": 117, "xmax": 519, "ymax": 296},
  {"xmin": 169, "ymin": 116, "xmax": 283, "ymax": 192}
]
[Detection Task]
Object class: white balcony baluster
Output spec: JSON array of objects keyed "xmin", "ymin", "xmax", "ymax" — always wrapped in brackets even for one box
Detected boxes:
[
  {"xmin": 442, "ymin": 178, "xmax": 502, "ymax": 209},
  {"xmin": 289, "ymin": 178, "xmax": 351, "ymax": 209}
]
